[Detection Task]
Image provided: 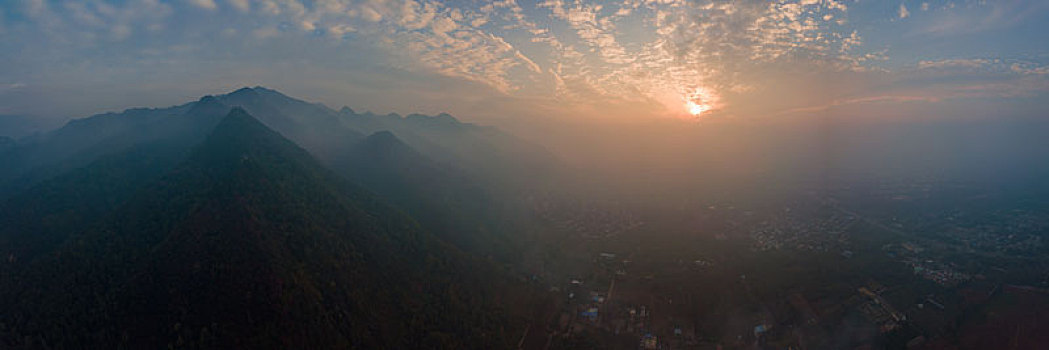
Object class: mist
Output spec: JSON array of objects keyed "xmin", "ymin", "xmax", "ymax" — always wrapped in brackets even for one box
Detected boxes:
[{"xmin": 4, "ymin": 0, "xmax": 1049, "ymax": 348}]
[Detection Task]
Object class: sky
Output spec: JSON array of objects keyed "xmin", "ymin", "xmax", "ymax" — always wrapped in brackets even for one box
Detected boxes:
[{"xmin": 1, "ymin": 0, "xmax": 1048, "ymax": 126}]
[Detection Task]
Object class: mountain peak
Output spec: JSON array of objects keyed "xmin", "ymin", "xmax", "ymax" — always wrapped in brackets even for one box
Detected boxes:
[
  {"xmin": 189, "ymin": 107, "xmax": 302, "ymax": 168},
  {"xmin": 222, "ymin": 106, "xmax": 254, "ymax": 122},
  {"xmin": 361, "ymin": 130, "xmax": 409, "ymax": 152},
  {"xmin": 349, "ymin": 130, "xmax": 424, "ymax": 164},
  {"xmin": 405, "ymin": 112, "xmax": 461, "ymax": 125},
  {"xmin": 435, "ymin": 112, "xmax": 460, "ymax": 124},
  {"xmin": 227, "ymin": 86, "xmax": 261, "ymax": 99},
  {"xmin": 248, "ymin": 86, "xmax": 292, "ymax": 99},
  {"xmin": 224, "ymin": 86, "xmax": 287, "ymax": 98},
  {"xmin": 188, "ymin": 95, "xmax": 228, "ymax": 115},
  {"xmin": 211, "ymin": 107, "xmax": 276, "ymax": 140},
  {"xmin": 365, "ymin": 130, "xmax": 399, "ymax": 143},
  {"xmin": 219, "ymin": 86, "xmax": 317, "ymax": 113}
]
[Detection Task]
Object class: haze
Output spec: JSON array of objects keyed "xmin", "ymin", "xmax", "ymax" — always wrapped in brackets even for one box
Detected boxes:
[{"xmin": 2, "ymin": 1, "xmax": 1049, "ymax": 349}]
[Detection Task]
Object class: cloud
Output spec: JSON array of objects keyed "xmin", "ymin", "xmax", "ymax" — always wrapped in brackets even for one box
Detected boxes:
[
  {"xmin": 916, "ymin": 1, "xmax": 1049, "ymax": 36},
  {"xmin": 360, "ymin": 6, "xmax": 382, "ymax": 22},
  {"xmin": 1010, "ymin": 63, "xmax": 1049, "ymax": 76},
  {"xmin": 2, "ymin": 0, "xmax": 1044, "ymax": 122},
  {"xmin": 516, "ymin": 51, "xmax": 542, "ymax": 73},
  {"xmin": 187, "ymin": 0, "xmax": 217, "ymax": 11},
  {"xmin": 5, "ymin": 0, "xmax": 874, "ymax": 115},
  {"xmin": 351, "ymin": 1, "xmax": 545, "ymax": 94},
  {"xmin": 227, "ymin": 0, "xmax": 249, "ymax": 13},
  {"xmin": 779, "ymin": 56, "xmax": 1049, "ymax": 116},
  {"xmin": 525, "ymin": 0, "xmax": 875, "ymax": 117},
  {"xmin": 918, "ymin": 59, "xmax": 991, "ymax": 70},
  {"xmin": 776, "ymin": 94, "xmax": 941, "ymax": 116},
  {"xmin": 917, "ymin": 58, "xmax": 1049, "ymax": 77},
  {"xmin": 0, "ymin": 82, "xmax": 26, "ymax": 93},
  {"xmin": 539, "ymin": 0, "xmax": 631, "ymax": 65}
]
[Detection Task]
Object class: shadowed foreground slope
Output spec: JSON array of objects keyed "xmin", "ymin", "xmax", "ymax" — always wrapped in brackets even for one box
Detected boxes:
[{"xmin": 0, "ymin": 108, "xmax": 547, "ymax": 349}]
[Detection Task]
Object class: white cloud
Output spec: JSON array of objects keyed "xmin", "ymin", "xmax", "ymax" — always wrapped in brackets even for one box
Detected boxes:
[
  {"xmin": 227, "ymin": 0, "xmax": 249, "ymax": 13},
  {"xmin": 918, "ymin": 59, "xmax": 990, "ymax": 70},
  {"xmin": 7, "ymin": 0, "xmax": 1040, "ymax": 121},
  {"xmin": 253, "ymin": 27, "xmax": 278, "ymax": 39},
  {"xmin": 110, "ymin": 24, "xmax": 131, "ymax": 40},
  {"xmin": 915, "ymin": 1, "xmax": 1049, "ymax": 37},
  {"xmin": 1011, "ymin": 63, "xmax": 1049, "ymax": 76},
  {"xmin": 187, "ymin": 0, "xmax": 217, "ymax": 11},
  {"xmin": 531, "ymin": 0, "xmax": 870, "ymax": 115},
  {"xmin": 916, "ymin": 58, "xmax": 1049, "ymax": 80},
  {"xmin": 516, "ymin": 51, "xmax": 542, "ymax": 73},
  {"xmin": 24, "ymin": 0, "xmax": 48, "ymax": 18},
  {"xmin": 0, "ymin": 82, "xmax": 26, "ymax": 93},
  {"xmin": 327, "ymin": 24, "xmax": 355, "ymax": 38},
  {"xmin": 360, "ymin": 6, "xmax": 382, "ymax": 22}
]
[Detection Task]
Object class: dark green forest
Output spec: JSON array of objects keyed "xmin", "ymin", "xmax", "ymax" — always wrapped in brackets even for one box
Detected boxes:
[{"xmin": 0, "ymin": 106, "xmax": 554, "ymax": 349}]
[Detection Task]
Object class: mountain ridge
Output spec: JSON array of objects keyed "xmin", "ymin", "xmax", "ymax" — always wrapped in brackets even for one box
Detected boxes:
[
  {"xmin": 0, "ymin": 87, "xmax": 558, "ymax": 261},
  {"xmin": 0, "ymin": 108, "xmax": 544, "ymax": 349}
]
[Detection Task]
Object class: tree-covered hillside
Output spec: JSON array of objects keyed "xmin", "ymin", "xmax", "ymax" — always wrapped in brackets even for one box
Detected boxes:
[{"xmin": 0, "ymin": 108, "xmax": 552, "ymax": 349}]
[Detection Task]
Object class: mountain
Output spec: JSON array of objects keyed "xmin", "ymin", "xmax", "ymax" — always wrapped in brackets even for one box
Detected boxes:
[
  {"xmin": 0, "ymin": 87, "xmax": 360, "ymax": 200},
  {"xmin": 0, "ymin": 114, "xmax": 60, "ymax": 139},
  {"xmin": 0, "ymin": 87, "xmax": 558, "ymax": 262},
  {"xmin": 0, "ymin": 108, "xmax": 548, "ymax": 349},
  {"xmin": 336, "ymin": 108, "xmax": 559, "ymax": 193},
  {"xmin": 212, "ymin": 87, "xmax": 364, "ymax": 161},
  {"xmin": 206, "ymin": 88, "xmax": 539, "ymax": 258},
  {"xmin": 0, "ymin": 87, "xmax": 556, "ymax": 198},
  {"xmin": 0, "ymin": 96, "xmax": 225, "ymax": 200},
  {"xmin": 334, "ymin": 131, "xmax": 514, "ymax": 258},
  {"xmin": 0, "ymin": 143, "xmax": 188, "ymax": 267},
  {"xmin": 0, "ymin": 87, "xmax": 350, "ymax": 200},
  {"xmin": 210, "ymin": 87, "xmax": 559, "ymax": 192}
]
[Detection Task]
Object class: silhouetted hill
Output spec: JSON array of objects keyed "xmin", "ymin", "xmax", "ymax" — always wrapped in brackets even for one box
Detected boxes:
[
  {"xmin": 0, "ymin": 115, "xmax": 60, "ymax": 139},
  {"xmin": 213, "ymin": 86, "xmax": 364, "ymax": 161},
  {"xmin": 0, "ymin": 87, "xmax": 558, "ymax": 263},
  {"xmin": 0, "ymin": 143, "xmax": 188, "ymax": 267},
  {"xmin": 0, "ymin": 87, "xmax": 557, "ymax": 200},
  {"xmin": 0, "ymin": 108, "xmax": 546, "ymax": 349},
  {"xmin": 206, "ymin": 88, "xmax": 531, "ymax": 258},
  {"xmin": 336, "ymin": 131, "xmax": 514, "ymax": 258},
  {"xmin": 337, "ymin": 108, "xmax": 559, "ymax": 193},
  {"xmin": 0, "ymin": 97, "xmax": 223, "ymax": 200}
]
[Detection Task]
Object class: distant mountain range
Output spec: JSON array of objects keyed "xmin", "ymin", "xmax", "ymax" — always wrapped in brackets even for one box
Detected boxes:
[
  {"xmin": 0, "ymin": 90, "xmax": 557, "ymax": 348},
  {"xmin": 0, "ymin": 114, "xmax": 61, "ymax": 140},
  {"xmin": 0, "ymin": 87, "xmax": 557, "ymax": 257}
]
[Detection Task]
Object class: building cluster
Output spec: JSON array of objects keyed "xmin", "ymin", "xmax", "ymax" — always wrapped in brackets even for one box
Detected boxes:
[
  {"xmin": 854, "ymin": 286, "xmax": 906, "ymax": 333},
  {"xmin": 903, "ymin": 258, "xmax": 971, "ymax": 287},
  {"xmin": 743, "ymin": 209, "xmax": 855, "ymax": 252},
  {"xmin": 902, "ymin": 207, "xmax": 1049, "ymax": 256},
  {"xmin": 532, "ymin": 199, "xmax": 645, "ymax": 239}
]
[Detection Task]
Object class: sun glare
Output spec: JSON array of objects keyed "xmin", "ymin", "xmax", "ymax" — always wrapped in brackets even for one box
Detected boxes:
[
  {"xmin": 686, "ymin": 101, "xmax": 709, "ymax": 116},
  {"xmin": 683, "ymin": 87, "xmax": 717, "ymax": 117}
]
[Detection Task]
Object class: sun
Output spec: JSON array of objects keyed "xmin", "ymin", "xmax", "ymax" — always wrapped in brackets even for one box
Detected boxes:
[
  {"xmin": 682, "ymin": 86, "xmax": 718, "ymax": 117},
  {"xmin": 686, "ymin": 100, "xmax": 709, "ymax": 116}
]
